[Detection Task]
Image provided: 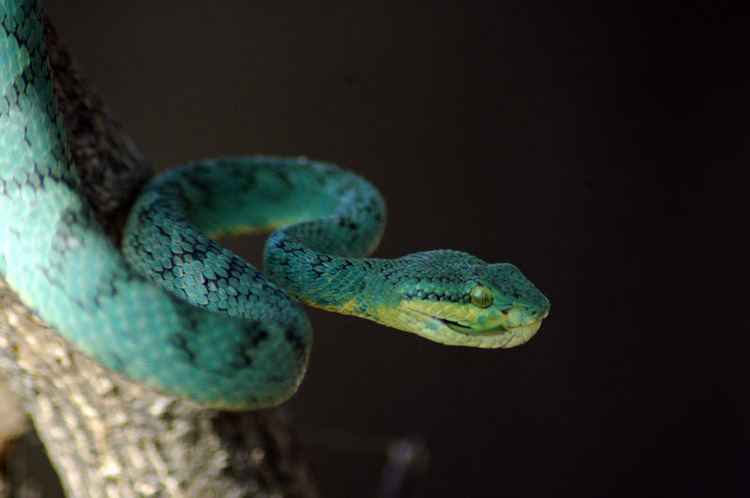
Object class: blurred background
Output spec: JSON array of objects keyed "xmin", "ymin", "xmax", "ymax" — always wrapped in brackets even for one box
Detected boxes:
[{"xmin": 20, "ymin": 1, "xmax": 747, "ymax": 496}]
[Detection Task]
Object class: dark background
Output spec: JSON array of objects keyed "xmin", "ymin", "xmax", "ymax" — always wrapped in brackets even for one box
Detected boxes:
[{"xmin": 32, "ymin": 1, "xmax": 748, "ymax": 497}]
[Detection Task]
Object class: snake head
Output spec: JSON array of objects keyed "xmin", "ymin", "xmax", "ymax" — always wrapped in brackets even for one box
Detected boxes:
[{"xmin": 375, "ymin": 250, "xmax": 550, "ymax": 348}]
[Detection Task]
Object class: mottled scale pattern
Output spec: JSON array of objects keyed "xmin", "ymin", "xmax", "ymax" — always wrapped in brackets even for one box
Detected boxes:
[
  {"xmin": 0, "ymin": 0, "xmax": 550, "ymax": 409},
  {"xmin": 0, "ymin": 0, "xmax": 309, "ymax": 409}
]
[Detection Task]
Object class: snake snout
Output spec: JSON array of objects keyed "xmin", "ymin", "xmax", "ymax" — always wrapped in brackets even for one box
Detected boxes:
[{"xmin": 526, "ymin": 301, "xmax": 550, "ymax": 321}]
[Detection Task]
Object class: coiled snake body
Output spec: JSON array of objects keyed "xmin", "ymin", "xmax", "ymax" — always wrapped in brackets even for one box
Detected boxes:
[{"xmin": 0, "ymin": 0, "xmax": 549, "ymax": 409}]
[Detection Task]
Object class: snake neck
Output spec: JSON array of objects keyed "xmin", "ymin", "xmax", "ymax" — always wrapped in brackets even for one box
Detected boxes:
[{"xmin": 264, "ymin": 227, "xmax": 387, "ymax": 321}]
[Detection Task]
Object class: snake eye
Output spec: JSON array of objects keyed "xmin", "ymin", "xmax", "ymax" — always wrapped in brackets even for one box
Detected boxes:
[{"xmin": 470, "ymin": 285, "xmax": 493, "ymax": 308}]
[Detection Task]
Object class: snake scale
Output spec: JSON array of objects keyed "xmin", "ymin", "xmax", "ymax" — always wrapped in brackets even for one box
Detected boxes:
[{"xmin": 0, "ymin": 0, "xmax": 549, "ymax": 409}]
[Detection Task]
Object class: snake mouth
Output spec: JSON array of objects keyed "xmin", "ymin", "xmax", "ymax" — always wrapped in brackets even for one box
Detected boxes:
[
  {"xmin": 444, "ymin": 318, "xmax": 544, "ymax": 349},
  {"xmin": 436, "ymin": 317, "xmax": 473, "ymax": 331},
  {"xmin": 402, "ymin": 307, "xmax": 544, "ymax": 349}
]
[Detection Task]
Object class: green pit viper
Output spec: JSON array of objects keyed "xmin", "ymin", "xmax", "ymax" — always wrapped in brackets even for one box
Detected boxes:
[{"xmin": 0, "ymin": 0, "xmax": 550, "ymax": 409}]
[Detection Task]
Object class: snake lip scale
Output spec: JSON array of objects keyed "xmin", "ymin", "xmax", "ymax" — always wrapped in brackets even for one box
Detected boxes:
[
  {"xmin": 404, "ymin": 306, "xmax": 547, "ymax": 349},
  {"xmin": 406, "ymin": 307, "xmax": 489, "ymax": 332},
  {"xmin": 0, "ymin": 0, "xmax": 551, "ymax": 409}
]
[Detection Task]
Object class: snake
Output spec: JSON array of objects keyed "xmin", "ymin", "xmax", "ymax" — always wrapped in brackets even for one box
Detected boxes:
[{"xmin": 0, "ymin": 0, "xmax": 550, "ymax": 409}]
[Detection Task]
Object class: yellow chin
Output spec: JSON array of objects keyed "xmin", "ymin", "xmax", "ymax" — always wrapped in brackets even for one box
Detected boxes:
[
  {"xmin": 374, "ymin": 304, "xmax": 544, "ymax": 349},
  {"xmin": 309, "ymin": 298, "xmax": 544, "ymax": 349},
  {"xmin": 461, "ymin": 320, "xmax": 543, "ymax": 348}
]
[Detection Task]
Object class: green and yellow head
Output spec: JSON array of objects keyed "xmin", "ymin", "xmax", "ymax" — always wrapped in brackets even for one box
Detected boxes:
[{"xmin": 369, "ymin": 250, "xmax": 550, "ymax": 348}]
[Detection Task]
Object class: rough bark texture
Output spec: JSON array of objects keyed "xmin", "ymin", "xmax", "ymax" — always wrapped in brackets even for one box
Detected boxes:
[{"xmin": 0, "ymin": 16, "xmax": 318, "ymax": 498}]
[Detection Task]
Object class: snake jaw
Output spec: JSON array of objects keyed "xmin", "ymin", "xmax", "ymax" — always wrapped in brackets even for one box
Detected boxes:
[{"xmin": 394, "ymin": 305, "xmax": 545, "ymax": 349}]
